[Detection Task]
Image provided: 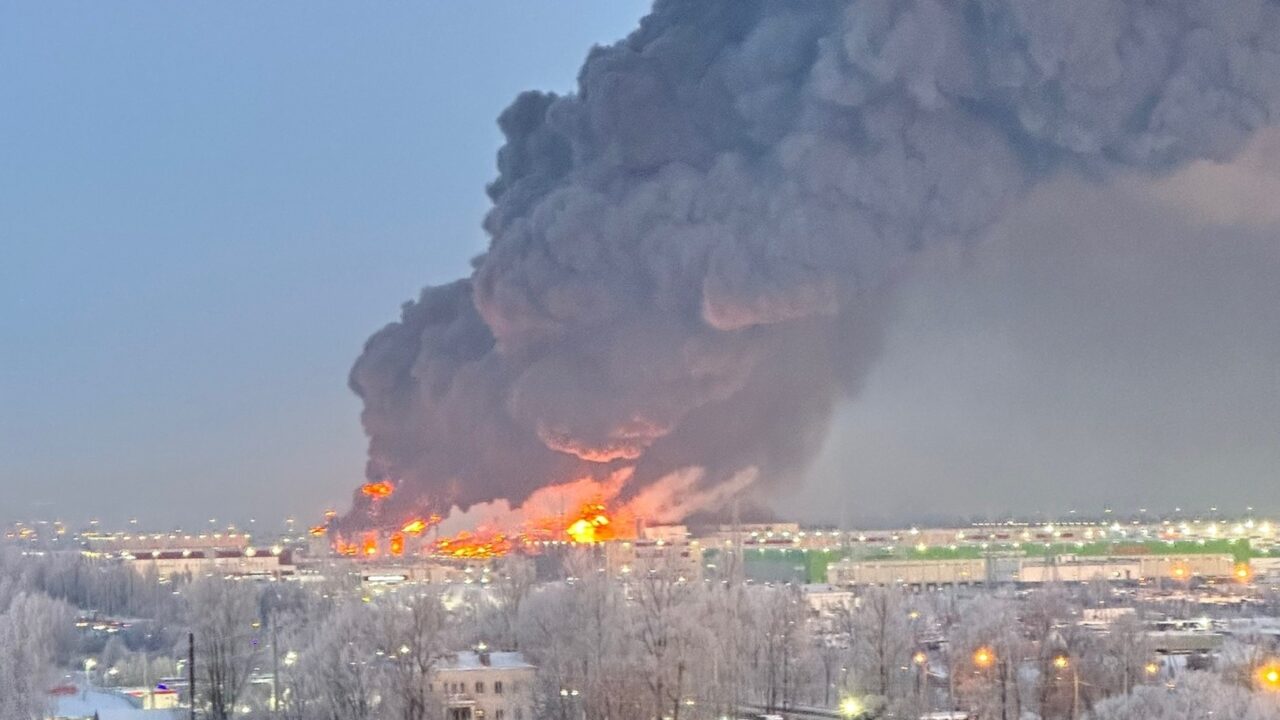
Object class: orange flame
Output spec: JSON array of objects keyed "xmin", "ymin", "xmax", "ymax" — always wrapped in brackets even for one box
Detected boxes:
[
  {"xmin": 401, "ymin": 515, "xmax": 440, "ymax": 536},
  {"xmin": 565, "ymin": 504, "xmax": 613, "ymax": 544},
  {"xmin": 361, "ymin": 534, "xmax": 378, "ymax": 557},
  {"xmin": 361, "ymin": 481, "xmax": 395, "ymax": 499},
  {"xmin": 435, "ymin": 530, "xmax": 512, "ymax": 559},
  {"xmin": 308, "ymin": 525, "xmax": 328, "ymax": 537},
  {"xmin": 389, "ymin": 532, "xmax": 405, "ymax": 556}
]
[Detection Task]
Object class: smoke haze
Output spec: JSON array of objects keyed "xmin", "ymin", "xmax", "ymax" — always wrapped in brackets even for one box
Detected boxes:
[
  {"xmin": 793, "ymin": 130, "xmax": 1280, "ymax": 524},
  {"xmin": 348, "ymin": 0, "xmax": 1280, "ymax": 527}
]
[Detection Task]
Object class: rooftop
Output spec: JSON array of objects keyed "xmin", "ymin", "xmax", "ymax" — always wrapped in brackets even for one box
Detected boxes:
[{"xmin": 439, "ymin": 651, "xmax": 534, "ymax": 671}]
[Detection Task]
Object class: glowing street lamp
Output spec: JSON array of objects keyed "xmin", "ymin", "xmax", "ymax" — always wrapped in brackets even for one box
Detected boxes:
[
  {"xmin": 1257, "ymin": 662, "xmax": 1280, "ymax": 691},
  {"xmin": 839, "ymin": 696, "xmax": 864, "ymax": 718},
  {"xmin": 1145, "ymin": 661, "xmax": 1161, "ymax": 677},
  {"xmin": 1052, "ymin": 654, "xmax": 1070, "ymax": 670},
  {"xmin": 973, "ymin": 646, "xmax": 996, "ymax": 670}
]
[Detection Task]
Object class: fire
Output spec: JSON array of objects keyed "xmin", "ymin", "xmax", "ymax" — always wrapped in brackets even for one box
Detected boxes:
[
  {"xmin": 435, "ymin": 530, "xmax": 512, "ymax": 559},
  {"xmin": 565, "ymin": 504, "xmax": 613, "ymax": 544},
  {"xmin": 401, "ymin": 515, "xmax": 440, "ymax": 536},
  {"xmin": 339, "ymin": 467, "xmax": 753, "ymax": 561},
  {"xmin": 361, "ymin": 480, "xmax": 395, "ymax": 499},
  {"xmin": 308, "ymin": 525, "xmax": 327, "ymax": 537}
]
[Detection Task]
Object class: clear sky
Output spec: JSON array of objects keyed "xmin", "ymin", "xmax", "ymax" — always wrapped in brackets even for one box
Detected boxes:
[{"xmin": 0, "ymin": 1, "xmax": 651, "ymax": 528}]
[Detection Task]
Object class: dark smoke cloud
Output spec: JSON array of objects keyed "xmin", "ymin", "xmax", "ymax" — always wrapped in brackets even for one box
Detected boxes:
[{"xmin": 347, "ymin": 0, "xmax": 1280, "ymax": 526}]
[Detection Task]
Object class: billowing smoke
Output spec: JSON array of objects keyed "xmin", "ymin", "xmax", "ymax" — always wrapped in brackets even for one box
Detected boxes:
[{"xmin": 346, "ymin": 0, "xmax": 1280, "ymax": 528}]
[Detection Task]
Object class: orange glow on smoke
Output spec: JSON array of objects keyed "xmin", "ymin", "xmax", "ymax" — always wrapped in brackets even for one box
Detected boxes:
[
  {"xmin": 308, "ymin": 525, "xmax": 327, "ymax": 537},
  {"xmin": 361, "ymin": 481, "xmax": 395, "ymax": 499},
  {"xmin": 389, "ymin": 532, "xmax": 405, "ymax": 556}
]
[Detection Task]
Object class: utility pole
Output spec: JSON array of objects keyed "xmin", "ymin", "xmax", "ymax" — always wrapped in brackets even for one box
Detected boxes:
[
  {"xmin": 188, "ymin": 632, "xmax": 196, "ymax": 720},
  {"xmin": 272, "ymin": 615, "xmax": 281, "ymax": 715},
  {"xmin": 1071, "ymin": 665, "xmax": 1081, "ymax": 720}
]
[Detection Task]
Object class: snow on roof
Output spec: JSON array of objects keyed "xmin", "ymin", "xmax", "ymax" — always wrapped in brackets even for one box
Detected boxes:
[
  {"xmin": 438, "ymin": 651, "xmax": 535, "ymax": 671},
  {"xmin": 52, "ymin": 688, "xmax": 180, "ymax": 720}
]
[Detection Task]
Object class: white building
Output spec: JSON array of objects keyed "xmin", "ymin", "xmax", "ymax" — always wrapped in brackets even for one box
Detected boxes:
[{"xmin": 432, "ymin": 650, "xmax": 536, "ymax": 720}]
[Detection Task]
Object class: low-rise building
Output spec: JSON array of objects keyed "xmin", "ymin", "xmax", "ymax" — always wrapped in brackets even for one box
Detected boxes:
[
  {"xmin": 827, "ymin": 558, "xmax": 987, "ymax": 587},
  {"xmin": 126, "ymin": 547, "xmax": 295, "ymax": 579},
  {"xmin": 605, "ymin": 538, "xmax": 703, "ymax": 582},
  {"xmin": 433, "ymin": 650, "xmax": 536, "ymax": 720}
]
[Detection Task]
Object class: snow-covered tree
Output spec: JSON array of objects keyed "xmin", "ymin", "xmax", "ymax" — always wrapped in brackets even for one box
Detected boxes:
[
  {"xmin": 1087, "ymin": 671, "xmax": 1280, "ymax": 720},
  {"xmin": 187, "ymin": 577, "xmax": 264, "ymax": 720}
]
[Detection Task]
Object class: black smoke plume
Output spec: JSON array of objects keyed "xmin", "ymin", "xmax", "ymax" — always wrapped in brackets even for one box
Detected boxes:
[{"xmin": 346, "ymin": 0, "xmax": 1280, "ymax": 528}]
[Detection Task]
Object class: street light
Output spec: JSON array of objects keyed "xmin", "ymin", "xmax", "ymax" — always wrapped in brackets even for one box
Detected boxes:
[
  {"xmin": 1051, "ymin": 653, "xmax": 1081, "ymax": 720},
  {"xmin": 973, "ymin": 647, "xmax": 995, "ymax": 669},
  {"xmin": 1257, "ymin": 662, "xmax": 1280, "ymax": 691},
  {"xmin": 84, "ymin": 658, "xmax": 98, "ymax": 692},
  {"xmin": 838, "ymin": 696, "xmax": 863, "ymax": 718}
]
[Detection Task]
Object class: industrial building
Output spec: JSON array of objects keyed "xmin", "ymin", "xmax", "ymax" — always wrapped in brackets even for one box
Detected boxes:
[{"xmin": 827, "ymin": 554, "xmax": 1244, "ymax": 587}]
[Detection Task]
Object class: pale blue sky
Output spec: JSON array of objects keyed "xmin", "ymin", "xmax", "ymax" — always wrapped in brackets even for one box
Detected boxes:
[{"xmin": 0, "ymin": 1, "xmax": 650, "ymax": 528}]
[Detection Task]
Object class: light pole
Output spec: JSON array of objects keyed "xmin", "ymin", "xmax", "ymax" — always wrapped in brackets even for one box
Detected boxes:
[
  {"xmin": 913, "ymin": 650, "xmax": 929, "ymax": 711},
  {"xmin": 1053, "ymin": 654, "xmax": 1080, "ymax": 720},
  {"xmin": 838, "ymin": 695, "xmax": 863, "ymax": 718},
  {"xmin": 973, "ymin": 647, "xmax": 1006, "ymax": 720},
  {"xmin": 558, "ymin": 687, "xmax": 583, "ymax": 720},
  {"xmin": 83, "ymin": 658, "xmax": 97, "ymax": 696}
]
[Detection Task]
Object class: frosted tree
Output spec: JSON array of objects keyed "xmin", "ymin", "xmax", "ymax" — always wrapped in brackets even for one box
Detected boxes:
[
  {"xmin": 279, "ymin": 599, "xmax": 382, "ymax": 720},
  {"xmin": 753, "ymin": 585, "xmax": 809, "ymax": 711},
  {"xmin": 187, "ymin": 577, "xmax": 265, "ymax": 720},
  {"xmin": 632, "ymin": 569, "xmax": 714, "ymax": 720},
  {"xmin": 1087, "ymin": 671, "xmax": 1280, "ymax": 720},
  {"xmin": 378, "ymin": 590, "xmax": 448, "ymax": 720},
  {"xmin": 947, "ymin": 595, "xmax": 1029, "ymax": 720}
]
